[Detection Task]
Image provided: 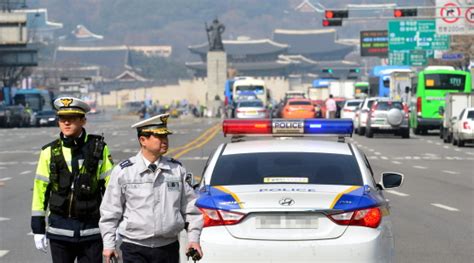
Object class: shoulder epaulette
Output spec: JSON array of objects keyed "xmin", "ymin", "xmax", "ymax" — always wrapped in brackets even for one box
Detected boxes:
[
  {"xmin": 41, "ymin": 139, "xmax": 60, "ymax": 150},
  {"xmin": 119, "ymin": 159, "xmax": 133, "ymax": 169},
  {"xmin": 169, "ymin": 158, "xmax": 182, "ymax": 166}
]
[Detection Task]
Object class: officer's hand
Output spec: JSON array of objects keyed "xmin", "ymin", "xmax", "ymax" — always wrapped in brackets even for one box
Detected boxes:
[
  {"xmin": 103, "ymin": 249, "xmax": 119, "ymax": 263},
  {"xmin": 187, "ymin": 242, "xmax": 203, "ymax": 259},
  {"xmin": 33, "ymin": 234, "xmax": 48, "ymax": 253}
]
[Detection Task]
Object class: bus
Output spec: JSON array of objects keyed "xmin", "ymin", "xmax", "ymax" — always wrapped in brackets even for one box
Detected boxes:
[
  {"xmin": 232, "ymin": 77, "xmax": 269, "ymax": 106},
  {"xmin": 369, "ymin": 65, "xmax": 411, "ymax": 97},
  {"xmin": 410, "ymin": 66, "xmax": 472, "ymax": 134},
  {"xmin": 354, "ymin": 82, "xmax": 369, "ymax": 98}
]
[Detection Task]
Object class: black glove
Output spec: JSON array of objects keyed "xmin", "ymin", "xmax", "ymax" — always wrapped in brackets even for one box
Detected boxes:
[{"xmin": 186, "ymin": 248, "xmax": 202, "ymax": 261}]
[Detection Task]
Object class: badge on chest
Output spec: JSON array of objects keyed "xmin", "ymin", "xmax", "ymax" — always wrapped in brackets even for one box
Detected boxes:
[{"xmin": 165, "ymin": 175, "xmax": 180, "ymax": 191}]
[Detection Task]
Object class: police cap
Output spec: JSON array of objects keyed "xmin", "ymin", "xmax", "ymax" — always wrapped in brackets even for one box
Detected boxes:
[
  {"xmin": 132, "ymin": 113, "xmax": 173, "ymax": 136},
  {"xmin": 53, "ymin": 97, "xmax": 91, "ymax": 116}
]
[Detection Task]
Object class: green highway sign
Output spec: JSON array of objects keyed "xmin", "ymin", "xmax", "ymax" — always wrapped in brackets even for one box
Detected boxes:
[
  {"xmin": 389, "ymin": 50, "xmax": 432, "ymax": 66},
  {"xmin": 388, "ymin": 20, "xmax": 450, "ymax": 51}
]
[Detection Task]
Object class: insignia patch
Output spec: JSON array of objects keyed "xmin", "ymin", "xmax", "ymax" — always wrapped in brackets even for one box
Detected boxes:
[
  {"xmin": 60, "ymin": 98, "xmax": 73, "ymax": 107},
  {"xmin": 160, "ymin": 114, "xmax": 169, "ymax": 125},
  {"xmin": 119, "ymin": 159, "xmax": 133, "ymax": 169},
  {"xmin": 169, "ymin": 158, "xmax": 182, "ymax": 166}
]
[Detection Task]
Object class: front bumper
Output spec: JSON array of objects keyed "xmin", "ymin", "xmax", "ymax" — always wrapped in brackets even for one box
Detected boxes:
[{"xmin": 200, "ymin": 225, "xmax": 394, "ymax": 263}]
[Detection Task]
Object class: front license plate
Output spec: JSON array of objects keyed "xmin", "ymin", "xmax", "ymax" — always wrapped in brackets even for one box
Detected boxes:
[{"xmin": 256, "ymin": 215, "xmax": 319, "ymax": 229}]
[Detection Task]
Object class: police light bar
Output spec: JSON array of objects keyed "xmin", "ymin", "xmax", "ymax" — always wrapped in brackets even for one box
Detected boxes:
[{"xmin": 223, "ymin": 119, "xmax": 353, "ymax": 137}]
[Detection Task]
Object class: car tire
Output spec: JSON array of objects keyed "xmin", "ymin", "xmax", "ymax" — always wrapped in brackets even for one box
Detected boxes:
[
  {"xmin": 458, "ymin": 139, "xmax": 465, "ymax": 147},
  {"xmin": 401, "ymin": 129, "xmax": 410, "ymax": 139},
  {"xmin": 365, "ymin": 127, "xmax": 374, "ymax": 138},
  {"xmin": 447, "ymin": 133, "xmax": 452, "ymax": 143},
  {"xmin": 413, "ymin": 127, "xmax": 421, "ymax": 135},
  {"xmin": 358, "ymin": 127, "xmax": 365, "ymax": 136},
  {"xmin": 452, "ymin": 136, "xmax": 458, "ymax": 145}
]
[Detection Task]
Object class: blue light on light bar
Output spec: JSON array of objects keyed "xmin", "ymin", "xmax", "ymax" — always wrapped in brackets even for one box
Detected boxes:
[{"xmin": 304, "ymin": 119, "xmax": 353, "ymax": 135}]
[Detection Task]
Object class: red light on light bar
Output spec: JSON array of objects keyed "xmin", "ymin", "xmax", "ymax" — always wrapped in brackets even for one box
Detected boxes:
[{"xmin": 223, "ymin": 119, "xmax": 272, "ymax": 136}]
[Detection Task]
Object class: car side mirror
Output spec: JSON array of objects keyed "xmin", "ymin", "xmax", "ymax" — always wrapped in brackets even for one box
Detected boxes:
[
  {"xmin": 378, "ymin": 172, "xmax": 404, "ymax": 190},
  {"xmin": 185, "ymin": 172, "xmax": 200, "ymax": 189}
]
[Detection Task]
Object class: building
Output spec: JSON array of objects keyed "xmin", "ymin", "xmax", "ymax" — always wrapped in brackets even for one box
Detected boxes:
[
  {"xmin": 14, "ymin": 8, "xmax": 63, "ymax": 43},
  {"xmin": 186, "ymin": 29, "xmax": 357, "ymax": 78}
]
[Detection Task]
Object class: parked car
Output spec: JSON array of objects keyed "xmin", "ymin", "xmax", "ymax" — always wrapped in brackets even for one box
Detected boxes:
[
  {"xmin": 235, "ymin": 99, "xmax": 268, "ymax": 119},
  {"xmin": 340, "ymin": 99, "xmax": 362, "ymax": 120},
  {"xmin": 365, "ymin": 99, "xmax": 410, "ymax": 138},
  {"xmin": 0, "ymin": 104, "xmax": 12, "ymax": 127},
  {"xmin": 452, "ymin": 107, "xmax": 474, "ymax": 147},
  {"xmin": 32, "ymin": 110, "xmax": 57, "ymax": 127},
  {"xmin": 281, "ymin": 98, "xmax": 315, "ymax": 119}
]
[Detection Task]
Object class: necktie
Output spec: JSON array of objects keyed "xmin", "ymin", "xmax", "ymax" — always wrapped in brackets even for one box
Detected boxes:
[{"xmin": 148, "ymin": 163, "xmax": 157, "ymax": 173}]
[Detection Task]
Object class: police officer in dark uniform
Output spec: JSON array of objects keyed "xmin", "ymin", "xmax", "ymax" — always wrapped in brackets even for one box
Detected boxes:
[{"xmin": 31, "ymin": 97, "xmax": 114, "ymax": 263}]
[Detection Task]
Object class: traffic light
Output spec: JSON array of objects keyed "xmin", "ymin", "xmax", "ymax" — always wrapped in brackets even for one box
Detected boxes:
[
  {"xmin": 322, "ymin": 68, "xmax": 333, "ymax": 74},
  {"xmin": 325, "ymin": 10, "xmax": 349, "ymax": 19},
  {"xmin": 322, "ymin": 19, "xmax": 343, "ymax": 27},
  {"xmin": 393, "ymin": 8, "xmax": 417, "ymax": 17},
  {"xmin": 349, "ymin": 68, "xmax": 360, "ymax": 73}
]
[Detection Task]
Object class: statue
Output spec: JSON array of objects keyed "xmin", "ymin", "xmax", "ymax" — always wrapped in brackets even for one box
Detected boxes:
[{"xmin": 205, "ymin": 18, "xmax": 225, "ymax": 51}]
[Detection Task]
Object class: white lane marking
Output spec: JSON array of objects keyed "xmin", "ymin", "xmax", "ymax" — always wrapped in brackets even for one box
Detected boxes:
[
  {"xmin": 455, "ymin": 149, "xmax": 461, "ymax": 152},
  {"xmin": 0, "ymin": 217, "xmax": 10, "ymax": 222},
  {"xmin": 466, "ymin": 152, "xmax": 474, "ymax": 155},
  {"xmin": 129, "ymin": 139, "xmax": 135, "ymax": 142},
  {"xmin": 424, "ymin": 153, "xmax": 437, "ymax": 157},
  {"xmin": 413, "ymin": 165, "xmax": 427, "ymax": 169},
  {"xmin": 392, "ymin": 161, "xmax": 402, "ymax": 164},
  {"xmin": 386, "ymin": 190, "xmax": 410, "ymax": 197},
  {"xmin": 435, "ymin": 142, "xmax": 442, "ymax": 146},
  {"xmin": 0, "ymin": 177, "xmax": 12, "ymax": 182},
  {"xmin": 431, "ymin": 203, "xmax": 459, "ymax": 212},
  {"xmin": 381, "ymin": 156, "xmax": 389, "ymax": 160},
  {"xmin": 374, "ymin": 152, "xmax": 381, "ymax": 155},
  {"xmin": 122, "ymin": 149, "xmax": 133, "ymax": 153},
  {"xmin": 0, "ymin": 250, "xmax": 9, "ymax": 257},
  {"xmin": 442, "ymin": 170, "xmax": 460, "ymax": 175},
  {"xmin": 368, "ymin": 156, "xmax": 378, "ymax": 160},
  {"xmin": 413, "ymin": 156, "xmax": 420, "ymax": 160},
  {"xmin": 443, "ymin": 146, "xmax": 450, "ymax": 149},
  {"xmin": 368, "ymin": 149, "xmax": 375, "ymax": 152},
  {"xmin": 446, "ymin": 156, "xmax": 454, "ymax": 160},
  {"xmin": 20, "ymin": 170, "xmax": 32, "ymax": 175},
  {"xmin": 427, "ymin": 140, "xmax": 433, "ymax": 143}
]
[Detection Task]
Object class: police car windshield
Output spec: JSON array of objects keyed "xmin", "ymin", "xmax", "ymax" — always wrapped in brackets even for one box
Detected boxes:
[{"xmin": 211, "ymin": 152, "xmax": 363, "ymax": 186}]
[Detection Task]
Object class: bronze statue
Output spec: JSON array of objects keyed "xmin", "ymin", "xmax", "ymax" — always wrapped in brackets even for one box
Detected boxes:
[{"xmin": 205, "ymin": 18, "xmax": 225, "ymax": 51}]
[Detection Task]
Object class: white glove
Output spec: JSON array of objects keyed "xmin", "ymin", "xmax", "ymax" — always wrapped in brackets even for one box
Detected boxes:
[{"xmin": 34, "ymin": 234, "xmax": 49, "ymax": 253}]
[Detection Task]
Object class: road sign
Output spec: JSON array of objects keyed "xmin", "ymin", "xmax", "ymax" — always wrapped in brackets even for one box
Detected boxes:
[
  {"xmin": 441, "ymin": 53, "xmax": 464, "ymax": 60},
  {"xmin": 436, "ymin": 0, "xmax": 474, "ymax": 35},
  {"xmin": 388, "ymin": 20, "xmax": 450, "ymax": 51},
  {"xmin": 389, "ymin": 50, "xmax": 431, "ymax": 66}
]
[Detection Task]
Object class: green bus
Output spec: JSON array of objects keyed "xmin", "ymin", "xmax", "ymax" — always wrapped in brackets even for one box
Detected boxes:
[
  {"xmin": 354, "ymin": 82, "xmax": 369, "ymax": 98},
  {"xmin": 410, "ymin": 67, "xmax": 472, "ymax": 134}
]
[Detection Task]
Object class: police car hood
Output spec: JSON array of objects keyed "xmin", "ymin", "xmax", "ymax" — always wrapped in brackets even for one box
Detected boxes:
[{"xmin": 200, "ymin": 184, "xmax": 377, "ymax": 241}]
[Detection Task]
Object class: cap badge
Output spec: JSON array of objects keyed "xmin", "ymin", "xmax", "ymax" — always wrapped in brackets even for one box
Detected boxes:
[
  {"xmin": 160, "ymin": 114, "xmax": 169, "ymax": 124},
  {"xmin": 60, "ymin": 98, "xmax": 73, "ymax": 107}
]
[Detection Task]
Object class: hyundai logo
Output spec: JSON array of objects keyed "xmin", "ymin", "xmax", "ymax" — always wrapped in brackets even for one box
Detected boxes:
[{"xmin": 279, "ymin": 197, "xmax": 295, "ymax": 206}]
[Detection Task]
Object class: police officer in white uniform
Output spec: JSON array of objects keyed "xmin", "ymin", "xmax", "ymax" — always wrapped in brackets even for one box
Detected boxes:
[{"xmin": 99, "ymin": 114, "xmax": 203, "ymax": 263}]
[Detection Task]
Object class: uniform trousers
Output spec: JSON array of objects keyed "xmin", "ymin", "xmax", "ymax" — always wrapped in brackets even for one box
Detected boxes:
[
  {"xmin": 120, "ymin": 241, "xmax": 180, "ymax": 263},
  {"xmin": 50, "ymin": 238, "xmax": 103, "ymax": 263}
]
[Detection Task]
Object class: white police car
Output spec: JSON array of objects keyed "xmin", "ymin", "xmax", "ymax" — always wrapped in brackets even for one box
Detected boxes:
[{"xmin": 195, "ymin": 119, "xmax": 404, "ymax": 263}]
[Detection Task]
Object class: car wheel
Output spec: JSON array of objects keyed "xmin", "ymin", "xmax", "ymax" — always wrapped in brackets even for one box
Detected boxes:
[
  {"xmin": 413, "ymin": 127, "xmax": 421, "ymax": 135},
  {"xmin": 365, "ymin": 127, "xmax": 374, "ymax": 138},
  {"xmin": 452, "ymin": 136, "xmax": 458, "ymax": 145},
  {"xmin": 401, "ymin": 129, "xmax": 410, "ymax": 139},
  {"xmin": 447, "ymin": 133, "xmax": 452, "ymax": 143},
  {"xmin": 358, "ymin": 127, "xmax": 365, "ymax": 136},
  {"xmin": 458, "ymin": 139, "xmax": 465, "ymax": 147}
]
